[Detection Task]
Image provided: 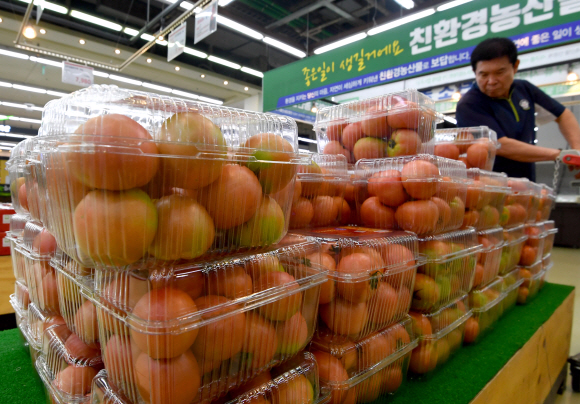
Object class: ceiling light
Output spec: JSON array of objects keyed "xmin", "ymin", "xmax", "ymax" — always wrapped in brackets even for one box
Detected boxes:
[
  {"xmin": 46, "ymin": 90, "xmax": 67, "ymax": 97},
  {"xmin": 29, "ymin": 56, "xmax": 62, "ymax": 67},
  {"xmin": 162, "ymin": 0, "xmax": 194, "ymax": 10},
  {"xmin": 108, "ymin": 75, "xmax": 143, "ymax": 86},
  {"xmin": 142, "ymin": 83, "xmax": 173, "ymax": 92},
  {"xmin": 17, "ymin": 0, "xmax": 68, "ymax": 14},
  {"xmin": 155, "ymin": 39, "xmax": 168, "ymax": 46},
  {"xmin": 2, "ymin": 133, "xmax": 34, "ymax": 139},
  {"xmin": 451, "ymin": 91, "xmax": 462, "ymax": 101},
  {"xmin": 146, "ymin": 58, "xmax": 152, "ymax": 63},
  {"xmin": 8, "ymin": 116, "xmax": 42, "ymax": 124},
  {"xmin": 0, "ymin": 82, "xmax": 11, "ymax": 87},
  {"xmin": 70, "ymin": 10, "xmax": 123, "ymax": 31},
  {"xmin": 263, "ymin": 37, "xmax": 306, "ymax": 58},
  {"xmin": 175, "ymin": 66, "xmax": 180, "ymax": 71},
  {"xmin": 367, "ymin": 9, "xmax": 435, "ymax": 35},
  {"xmin": 298, "ymin": 137, "xmax": 317, "ymax": 144},
  {"xmin": 13, "ymin": 84, "xmax": 46, "ymax": 94},
  {"xmin": 224, "ymin": 81, "xmax": 229, "ymax": 85},
  {"xmin": 198, "ymin": 96, "xmax": 223, "ymax": 105},
  {"xmin": 567, "ymin": 71, "xmax": 579, "ymax": 82},
  {"xmin": 39, "ymin": 29, "xmax": 46, "ymax": 34},
  {"xmin": 23, "ymin": 26, "xmax": 37, "ymax": 39},
  {"xmin": 0, "ymin": 146, "xmax": 14, "ymax": 151},
  {"xmin": 172, "ymin": 89, "xmax": 200, "ymax": 99},
  {"xmin": 115, "ymin": 49, "xmax": 121, "ymax": 54},
  {"xmin": 437, "ymin": 0, "xmax": 472, "ymax": 11},
  {"xmin": 158, "ymin": 35, "xmax": 164, "ymax": 41},
  {"xmin": 244, "ymin": 87, "xmax": 249, "ymax": 91},
  {"xmin": 314, "ymin": 32, "xmax": 368, "ymax": 55},
  {"xmin": 0, "ymin": 49, "xmax": 29, "ymax": 60},
  {"xmin": 141, "ymin": 34, "xmax": 155, "ymax": 41},
  {"xmin": 0, "ymin": 101, "xmax": 43, "ymax": 111},
  {"xmin": 0, "ymin": 142, "xmax": 17, "ymax": 147},
  {"xmin": 208, "ymin": 56, "xmax": 241, "ymax": 69},
  {"xmin": 79, "ymin": 39, "xmax": 86, "ymax": 45},
  {"xmin": 217, "ymin": 15, "xmax": 264, "ymax": 40},
  {"xmin": 0, "ymin": 17, "xmax": 3, "ymax": 23},
  {"xmin": 93, "ymin": 71, "xmax": 109, "ymax": 78},
  {"xmin": 218, "ymin": 0, "xmax": 235, "ymax": 6},
  {"xmin": 393, "ymin": 0, "xmax": 415, "ymax": 9},
  {"xmin": 311, "ymin": 105, "xmax": 318, "ymax": 113},
  {"xmin": 184, "ymin": 47, "xmax": 208, "ymax": 58},
  {"xmin": 200, "ymin": 74, "xmax": 205, "ymax": 78},
  {"xmin": 241, "ymin": 67, "xmax": 264, "ymax": 78},
  {"xmin": 123, "ymin": 27, "xmax": 139, "ymax": 36}
]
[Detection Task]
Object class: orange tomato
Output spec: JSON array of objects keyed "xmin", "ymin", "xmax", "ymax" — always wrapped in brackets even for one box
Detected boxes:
[
  {"xmin": 275, "ymin": 312, "xmax": 309, "ymax": 356},
  {"xmin": 242, "ymin": 313, "xmax": 278, "ymax": 369},
  {"xmin": 401, "ymin": 160, "xmax": 439, "ymax": 199},
  {"xmin": 367, "ymin": 282, "xmax": 399, "ymax": 326},
  {"xmin": 341, "ymin": 122, "xmax": 365, "ymax": 151},
  {"xmin": 360, "ymin": 196, "xmax": 396, "ymax": 229},
  {"xmin": 290, "ymin": 198, "xmax": 314, "ymax": 229},
  {"xmin": 381, "ymin": 365, "xmax": 403, "ymax": 393},
  {"xmin": 434, "ymin": 143, "xmax": 460, "ymax": 160},
  {"xmin": 409, "ymin": 342, "xmax": 437, "ymax": 374},
  {"xmin": 54, "ymin": 365, "xmax": 97, "ymax": 396},
  {"xmin": 323, "ymin": 141, "xmax": 352, "ymax": 164},
  {"xmin": 361, "ymin": 107, "xmax": 389, "ymax": 138},
  {"xmin": 306, "ymin": 252, "xmax": 336, "ymax": 305},
  {"xmin": 466, "ymin": 143, "xmax": 489, "ymax": 169},
  {"xmin": 326, "ymin": 121, "xmax": 348, "ymax": 142},
  {"xmin": 255, "ymin": 272, "xmax": 302, "ymax": 321},
  {"xmin": 311, "ymin": 196, "xmax": 339, "ymax": 227},
  {"xmin": 395, "ymin": 200, "xmax": 439, "ymax": 235},
  {"xmin": 367, "ymin": 170, "xmax": 408, "ymax": 207},
  {"xmin": 311, "ymin": 350, "xmax": 352, "ymax": 404},
  {"xmin": 319, "ymin": 298, "xmax": 368, "ymax": 337},
  {"xmin": 206, "ymin": 265, "xmax": 252, "ymax": 299},
  {"xmin": 103, "ymin": 334, "xmax": 141, "ymax": 387},
  {"xmin": 73, "ymin": 300, "xmax": 99, "ymax": 346},
  {"xmin": 463, "ymin": 317, "xmax": 480, "ymax": 344},
  {"xmin": 359, "ymin": 332, "xmax": 394, "ymax": 371},
  {"xmin": 64, "ymin": 332, "xmax": 101, "ymax": 359},
  {"xmin": 336, "ymin": 253, "xmax": 381, "ymax": 303}
]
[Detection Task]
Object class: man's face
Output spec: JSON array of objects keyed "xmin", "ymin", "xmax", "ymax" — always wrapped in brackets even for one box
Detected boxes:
[{"xmin": 474, "ymin": 56, "xmax": 519, "ymax": 98}]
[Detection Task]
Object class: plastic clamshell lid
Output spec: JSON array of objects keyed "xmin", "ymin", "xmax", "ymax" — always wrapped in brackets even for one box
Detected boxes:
[
  {"xmin": 23, "ymin": 220, "xmax": 57, "ymax": 258},
  {"xmin": 542, "ymin": 253, "xmax": 552, "ymax": 268},
  {"xmin": 435, "ymin": 126, "xmax": 500, "ymax": 146},
  {"xmin": 6, "ymin": 137, "xmax": 35, "ymax": 165},
  {"xmin": 35, "ymin": 355, "xmax": 91, "ymax": 404},
  {"xmin": 524, "ymin": 222, "xmax": 546, "ymax": 239},
  {"xmin": 469, "ymin": 277, "xmax": 504, "ymax": 311},
  {"xmin": 40, "ymin": 84, "xmax": 299, "ymax": 151},
  {"xmin": 294, "ymin": 226, "xmax": 420, "ymax": 273},
  {"xmin": 411, "ymin": 294, "xmax": 472, "ymax": 337},
  {"xmin": 9, "ymin": 293, "xmax": 27, "ymax": 323},
  {"xmin": 52, "ymin": 248, "xmax": 95, "ymax": 285},
  {"xmin": 500, "ymin": 267, "xmax": 524, "ymax": 293},
  {"xmin": 467, "ymin": 168, "xmax": 509, "ymax": 189},
  {"xmin": 297, "ymin": 153, "xmax": 349, "ymax": 181},
  {"xmin": 28, "ymin": 302, "xmax": 65, "ymax": 348},
  {"xmin": 43, "ymin": 324, "xmax": 102, "ymax": 368},
  {"xmin": 8, "ymin": 213, "xmax": 30, "ymax": 239},
  {"xmin": 542, "ymin": 220, "xmax": 557, "ymax": 234},
  {"xmin": 502, "ymin": 225, "xmax": 527, "ymax": 244},
  {"xmin": 419, "ymin": 227, "xmax": 480, "ymax": 262},
  {"xmin": 519, "ymin": 260, "xmax": 543, "ymax": 275},
  {"xmin": 477, "ymin": 227, "xmax": 504, "ymax": 250},
  {"xmin": 541, "ymin": 184, "xmax": 556, "ymax": 200},
  {"xmin": 507, "ymin": 177, "xmax": 534, "ymax": 194},
  {"xmin": 90, "ymin": 370, "xmax": 130, "ymax": 404}
]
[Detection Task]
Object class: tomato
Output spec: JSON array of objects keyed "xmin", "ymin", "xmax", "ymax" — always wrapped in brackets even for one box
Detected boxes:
[
  {"xmin": 275, "ymin": 374, "xmax": 314, "ymax": 404},
  {"xmin": 131, "ymin": 287, "xmax": 199, "ymax": 359},
  {"xmin": 173, "ymin": 271, "xmax": 205, "ymax": 301},
  {"xmin": 409, "ymin": 312, "xmax": 433, "ymax": 337},
  {"xmin": 479, "ymin": 205, "xmax": 500, "ymax": 228},
  {"xmin": 341, "ymin": 122, "xmax": 365, "ymax": 151},
  {"xmin": 336, "ymin": 253, "xmax": 381, "ymax": 303},
  {"xmin": 135, "ymin": 351, "xmax": 200, "ymax": 404},
  {"xmin": 462, "ymin": 210, "xmax": 480, "ymax": 228},
  {"xmin": 275, "ymin": 312, "xmax": 309, "ymax": 356},
  {"xmin": 359, "ymin": 332, "xmax": 394, "ymax": 371},
  {"xmin": 149, "ymin": 194, "xmax": 215, "ymax": 261},
  {"xmin": 64, "ymin": 332, "xmax": 101, "ymax": 359},
  {"xmin": 387, "ymin": 129, "xmax": 422, "ymax": 157},
  {"xmin": 455, "ymin": 131, "xmax": 475, "ymax": 153},
  {"xmin": 463, "ymin": 317, "xmax": 480, "ymax": 344},
  {"xmin": 245, "ymin": 256, "xmax": 285, "ymax": 280},
  {"xmin": 235, "ymin": 196, "xmax": 286, "ymax": 248},
  {"xmin": 409, "ymin": 342, "xmax": 437, "ymax": 374},
  {"xmin": 381, "ymin": 365, "xmax": 403, "ymax": 393},
  {"xmin": 326, "ymin": 121, "xmax": 348, "ymax": 142},
  {"xmin": 323, "ymin": 141, "xmax": 352, "ymax": 163},
  {"xmin": 411, "ymin": 274, "xmax": 440, "ymax": 312},
  {"xmin": 353, "ymin": 137, "xmax": 388, "ymax": 161},
  {"xmin": 242, "ymin": 313, "xmax": 278, "ymax": 369},
  {"xmin": 306, "ymin": 252, "xmax": 336, "ymax": 305},
  {"xmin": 367, "ymin": 170, "xmax": 408, "ymax": 207},
  {"xmin": 434, "ymin": 143, "xmax": 460, "ymax": 160},
  {"xmin": 319, "ymin": 298, "xmax": 368, "ymax": 337},
  {"xmin": 192, "ymin": 295, "xmax": 246, "ymax": 362},
  {"xmin": 473, "ymin": 263, "xmax": 484, "ymax": 287},
  {"xmin": 401, "ymin": 160, "xmax": 440, "ymax": 199},
  {"xmin": 103, "ymin": 334, "xmax": 141, "ymax": 387},
  {"xmin": 466, "ymin": 143, "xmax": 489, "ymax": 169},
  {"xmin": 386, "ymin": 101, "xmax": 423, "ymax": 129},
  {"xmin": 74, "ymin": 300, "xmax": 99, "ymax": 346},
  {"xmin": 54, "ymin": 365, "xmax": 98, "ymax": 396},
  {"xmin": 32, "ymin": 229, "xmax": 57, "ymax": 256},
  {"xmin": 361, "ymin": 107, "xmax": 389, "ymax": 138},
  {"xmin": 395, "ymin": 200, "xmax": 439, "ymax": 235},
  {"xmin": 41, "ymin": 270, "xmax": 60, "ymax": 313},
  {"xmin": 357, "ymin": 372, "xmax": 382, "ymax": 403},
  {"xmin": 431, "ymin": 197, "xmax": 451, "ymax": 230},
  {"xmin": 255, "ymin": 272, "xmax": 302, "ymax": 321},
  {"xmin": 311, "ymin": 196, "xmax": 339, "ymax": 227},
  {"xmin": 289, "ymin": 198, "xmax": 314, "ymax": 229},
  {"xmin": 360, "ymin": 197, "xmax": 396, "ymax": 229},
  {"xmin": 207, "ymin": 266, "xmax": 253, "ymax": 299},
  {"xmin": 519, "ymin": 245, "xmax": 537, "ymax": 266},
  {"xmin": 333, "ymin": 197, "xmax": 352, "ymax": 225},
  {"xmin": 311, "ymin": 351, "xmax": 352, "ymax": 404},
  {"xmin": 367, "ymin": 282, "xmax": 399, "ymax": 326},
  {"xmin": 72, "ymin": 114, "xmax": 159, "ymax": 190}
]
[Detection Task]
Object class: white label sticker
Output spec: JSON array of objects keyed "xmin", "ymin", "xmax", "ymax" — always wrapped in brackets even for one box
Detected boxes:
[{"xmin": 3, "ymin": 214, "xmax": 12, "ymax": 224}]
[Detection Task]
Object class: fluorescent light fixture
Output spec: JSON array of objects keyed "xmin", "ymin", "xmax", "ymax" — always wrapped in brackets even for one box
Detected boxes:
[
  {"xmin": 241, "ymin": 67, "xmax": 264, "ymax": 78},
  {"xmin": 70, "ymin": 10, "xmax": 123, "ymax": 31},
  {"xmin": 0, "ymin": 147, "xmax": 14, "ymax": 151},
  {"xmin": 0, "ymin": 82, "xmax": 12, "ymax": 87},
  {"xmin": 156, "ymin": 39, "xmax": 168, "ymax": 46},
  {"xmin": 263, "ymin": 37, "xmax": 306, "ymax": 58},
  {"xmin": 109, "ymin": 75, "xmax": 143, "ymax": 86},
  {"xmin": 184, "ymin": 47, "xmax": 208, "ymax": 58},
  {"xmin": 163, "ymin": 0, "xmax": 194, "ymax": 10},
  {"xmin": 29, "ymin": 56, "xmax": 62, "ymax": 67},
  {"xmin": 218, "ymin": 0, "xmax": 235, "ymax": 5},
  {"xmin": 123, "ymin": 27, "xmax": 139, "ymax": 36},
  {"xmin": 314, "ymin": 32, "xmax": 368, "ymax": 55},
  {"xmin": 208, "ymin": 56, "xmax": 241, "ymax": 69},
  {"xmin": 217, "ymin": 15, "xmax": 263, "ymax": 40},
  {"xmin": 142, "ymin": 83, "xmax": 173, "ymax": 92},
  {"xmin": 367, "ymin": 9, "xmax": 435, "ymax": 35},
  {"xmin": 0, "ymin": 49, "xmax": 29, "ymax": 60},
  {"xmin": 13, "ymin": 84, "xmax": 46, "ymax": 94},
  {"xmin": 393, "ymin": 0, "xmax": 415, "ymax": 9},
  {"xmin": 298, "ymin": 137, "xmax": 317, "ymax": 144},
  {"xmin": 9, "ymin": 116, "xmax": 42, "ymax": 124},
  {"xmin": 46, "ymin": 90, "xmax": 67, "ymax": 97},
  {"xmin": 92, "ymin": 71, "xmax": 110, "ymax": 78},
  {"xmin": 0, "ymin": 142, "xmax": 17, "ymax": 147},
  {"xmin": 172, "ymin": 89, "xmax": 199, "ymax": 99},
  {"xmin": 194, "ymin": 7, "xmax": 202, "ymax": 13},
  {"xmin": 198, "ymin": 96, "xmax": 223, "ymax": 105},
  {"xmin": 17, "ymin": 0, "xmax": 68, "ymax": 14},
  {"xmin": 0, "ymin": 101, "xmax": 43, "ymax": 111},
  {"xmin": 1, "ymin": 133, "xmax": 34, "ymax": 139},
  {"xmin": 437, "ymin": 0, "xmax": 472, "ymax": 11},
  {"xmin": 141, "ymin": 33, "xmax": 156, "ymax": 41}
]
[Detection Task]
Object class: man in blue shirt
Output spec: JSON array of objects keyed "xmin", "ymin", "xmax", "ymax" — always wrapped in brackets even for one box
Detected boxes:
[{"xmin": 456, "ymin": 38, "xmax": 580, "ymax": 181}]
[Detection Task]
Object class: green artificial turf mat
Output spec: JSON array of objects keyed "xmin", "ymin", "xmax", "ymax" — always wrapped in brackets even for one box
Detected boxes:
[
  {"xmin": 386, "ymin": 282, "xmax": 575, "ymax": 404},
  {"xmin": 0, "ymin": 328, "xmax": 45, "ymax": 403}
]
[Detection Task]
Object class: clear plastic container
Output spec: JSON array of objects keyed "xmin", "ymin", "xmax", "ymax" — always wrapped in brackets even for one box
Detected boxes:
[
  {"xmin": 15, "ymin": 279, "xmax": 30, "ymax": 310},
  {"xmin": 311, "ymin": 320, "xmax": 418, "ymax": 404},
  {"xmin": 463, "ymin": 169, "xmax": 510, "ymax": 230},
  {"xmin": 7, "ymin": 138, "xmax": 35, "ymax": 215},
  {"xmin": 39, "ymin": 324, "xmax": 103, "ymax": 403},
  {"xmin": 23, "ymin": 142, "xmax": 49, "ymax": 224},
  {"xmin": 499, "ymin": 225, "xmax": 527, "ymax": 275},
  {"xmin": 500, "ymin": 178, "xmax": 534, "ymax": 228},
  {"xmin": 538, "ymin": 185, "xmax": 556, "ymax": 221},
  {"xmin": 353, "ymin": 155, "xmax": 468, "ymax": 235},
  {"xmin": 434, "ymin": 126, "xmax": 499, "ymax": 170},
  {"xmin": 517, "ymin": 268, "xmax": 545, "ymax": 304},
  {"xmin": 20, "ymin": 246, "xmax": 60, "ymax": 314},
  {"xmin": 415, "ymin": 228, "xmax": 479, "ymax": 313},
  {"xmin": 91, "ymin": 237, "xmax": 326, "ymax": 404},
  {"xmin": 39, "ymin": 84, "xmax": 308, "ymax": 268},
  {"xmin": 314, "ymin": 90, "xmax": 440, "ymax": 164},
  {"xmin": 526, "ymin": 182, "xmax": 543, "ymax": 224},
  {"xmin": 10, "ymin": 293, "xmax": 28, "ymax": 345},
  {"xmin": 473, "ymin": 227, "xmax": 504, "ymax": 289},
  {"xmin": 8, "ymin": 212, "xmax": 30, "ymax": 240},
  {"xmin": 500, "ymin": 268, "xmax": 524, "ymax": 313},
  {"xmin": 54, "ymin": 260, "xmax": 99, "ymax": 349},
  {"xmin": 289, "ymin": 154, "xmax": 350, "ymax": 229},
  {"xmin": 542, "ymin": 221, "xmax": 557, "ymax": 258},
  {"xmin": 540, "ymin": 260, "xmax": 552, "ymax": 289},
  {"xmin": 28, "ymin": 302, "xmax": 67, "ymax": 349},
  {"xmin": 464, "ymin": 278, "xmax": 504, "ymax": 344},
  {"xmin": 90, "ymin": 370, "xmax": 130, "ymax": 404},
  {"xmin": 408, "ymin": 295, "xmax": 471, "ymax": 377},
  {"xmin": 292, "ymin": 226, "xmax": 419, "ymax": 341},
  {"xmin": 542, "ymin": 254, "xmax": 552, "ymax": 271},
  {"xmin": 520, "ymin": 223, "xmax": 546, "ymax": 267},
  {"xmin": 23, "ymin": 220, "xmax": 58, "ymax": 258},
  {"xmin": 10, "ymin": 238, "xmax": 27, "ymax": 282}
]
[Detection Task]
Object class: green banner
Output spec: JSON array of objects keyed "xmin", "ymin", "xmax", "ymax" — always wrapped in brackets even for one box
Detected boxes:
[{"xmin": 263, "ymin": 0, "xmax": 580, "ymax": 111}]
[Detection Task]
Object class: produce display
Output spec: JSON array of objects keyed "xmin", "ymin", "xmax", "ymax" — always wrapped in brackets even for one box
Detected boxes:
[
  {"xmin": 289, "ymin": 154, "xmax": 350, "ymax": 229},
  {"xmin": 521, "ymin": 223, "xmax": 546, "ymax": 267},
  {"xmin": 537, "ymin": 185, "xmax": 556, "ymax": 221},
  {"xmin": 526, "ymin": 182, "xmax": 543, "ymax": 224},
  {"xmin": 434, "ymin": 126, "xmax": 499, "ymax": 170},
  {"xmin": 542, "ymin": 221, "xmax": 557, "ymax": 258},
  {"xmin": 311, "ymin": 318, "xmax": 417, "ymax": 404},
  {"xmin": 314, "ymin": 90, "xmax": 440, "ymax": 163},
  {"xmin": 464, "ymin": 278, "xmax": 504, "ymax": 344},
  {"xmin": 517, "ymin": 268, "xmax": 545, "ymax": 304},
  {"xmin": 499, "ymin": 268, "xmax": 524, "ymax": 313},
  {"xmin": 463, "ymin": 169, "xmax": 509, "ymax": 230},
  {"xmin": 473, "ymin": 227, "xmax": 503, "ymax": 289},
  {"xmin": 543, "ymin": 254, "xmax": 552, "ymax": 271},
  {"xmin": 354, "ymin": 155, "xmax": 468, "ymax": 235},
  {"xmin": 500, "ymin": 178, "xmax": 533, "ymax": 228},
  {"xmin": 408, "ymin": 295, "xmax": 471, "ymax": 377},
  {"xmin": 28, "ymin": 302, "xmax": 67, "ymax": 349},
  {"xmin": 498, "ymin": 225, "xmax": 527, "ymax": 275},
  {"xmin": 292, "ymin": 226, "xmax": 419, "ymax": 341},
  {"xmin": 414, "ymin": 228, "xmax": 479, "ymax": 313}
]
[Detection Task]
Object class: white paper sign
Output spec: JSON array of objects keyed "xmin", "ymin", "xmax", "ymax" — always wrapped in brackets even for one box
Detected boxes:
[
  {"xmin": 168, "ymin": 22, "xmax": 187, "ymax": 62},
  {"xmin": 195, "ymin": 0, "xmax": 218, "ymax": 44},
  {"xmin": 62, "ymin": 61, "xmax": 94, "ymax": 87}
]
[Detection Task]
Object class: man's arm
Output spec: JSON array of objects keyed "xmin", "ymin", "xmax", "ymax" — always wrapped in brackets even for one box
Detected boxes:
[
  {"xmin": 555, "ymin": 108, "xmax": 580, "ymax": 149},
  {"xmin": 497, "ymin": 137, "xmax": 560, "ymax": 162}
]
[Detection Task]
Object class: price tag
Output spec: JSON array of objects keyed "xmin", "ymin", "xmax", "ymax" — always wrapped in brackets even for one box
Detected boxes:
[{"xmin": 62, "ymin": 61, "xmax": 94, "ymax": 87}]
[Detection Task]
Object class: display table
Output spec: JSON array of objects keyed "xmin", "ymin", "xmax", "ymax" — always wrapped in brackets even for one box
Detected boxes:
[{"xmin": 0, "ymin": 283, "xmax": 574, "ymax": 404}]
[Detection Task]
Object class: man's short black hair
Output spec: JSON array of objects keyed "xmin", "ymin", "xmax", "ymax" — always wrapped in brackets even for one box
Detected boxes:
[{"xmin": 470, "ymin": 38, "xmax": 518, "ymax": 71}]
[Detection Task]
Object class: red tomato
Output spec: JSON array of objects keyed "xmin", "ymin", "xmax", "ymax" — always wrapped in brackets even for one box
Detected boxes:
[
  {"xmin": 54, "ymin": 365, "xmax": 97, "ymax": 396},
  {"xmin": 289, "ymin": 198, "xmax": 314, "ymax": 229},
  {"xmin": 319, "ymin": 298, "xmax": 368, "ymax": 337},
  {"xmin": 361, "ymin": 107, "xmax": 389, "ymax": 138},
  {"xmin": 255, "ymin": 272, "xmax": 302, "ymax": 321},
  {"xmin": 275, "ymin": 312, "xmax": 309, "ymax": 356},
  {"xmin": 242, "ymin": 313, "xmax": 278, "ymax": 369},
  {"xmin": 401, "ymin": 160, "xmax": 440, "ymax": 199},
  {"xmin": 311, "ymin": 196, "xmax": 339, "ymax": 227},
  {"xmin": 360, "ymin": 197, "xmax": 396, "ymax": 229},
  {"xmin": 395, "ymin": 200, "xmax": 439, "ymax": 235},
  {"xmin": 341, "ymin": 122, "xmax": 365, "ymax": 151},
  {"xmin": 466, "ymin": 143, "xmax": 489, "ymax": 169},
  {"xmin": 323, "ymin": 141, "xmax": 352, "ymax": 163},
  {"xmin": 367, "ymin": 170, "xmax": 408, "ymax": 207},
  {"xmin": 307, "ymin": 252, "xmax": 336, "ymax": 305},
  {"xmin": 387, "ymin": 129, "xmax": 422, "ymax": 157},
  {"xmin": 386, "ymin": 101, "xmax": 422, "ymax": 129},
  {"xmin": 326, "ymin": 121, "xmax": 348, "ymax": 142},
  {"xmin": 206, "ymin": 266, "xmax": 253, "ymax": 299},
  {"xmin": 32, "ymin": 229, "xmax": 57, "ymax": 256},
  {"xmin": 367, "ymin": 282, "xmax": 399, "ymax": 326},
  {"xmin": 434, "ymin": 143, "xmax": 460, "ymax": 160},
  {"xmin": 336, "ymin": 253, "xmax": 381, "ymax": 303}
]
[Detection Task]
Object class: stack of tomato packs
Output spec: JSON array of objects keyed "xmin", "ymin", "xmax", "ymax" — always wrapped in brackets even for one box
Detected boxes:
[{"xmin": 433, "ymin": 126, "xmax": 500, "ymax": 171}]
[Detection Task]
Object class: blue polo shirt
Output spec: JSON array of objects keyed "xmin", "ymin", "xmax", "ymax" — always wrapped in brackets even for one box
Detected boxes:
[{"xmin": 456, "ymin": 79, "xmax": 566, "ymax": 181}]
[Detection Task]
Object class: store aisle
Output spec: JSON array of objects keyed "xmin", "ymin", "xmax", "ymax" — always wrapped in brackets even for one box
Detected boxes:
[{"xmin": 550, "ymin": 247, "xmax": 580, "ymax": 404}]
